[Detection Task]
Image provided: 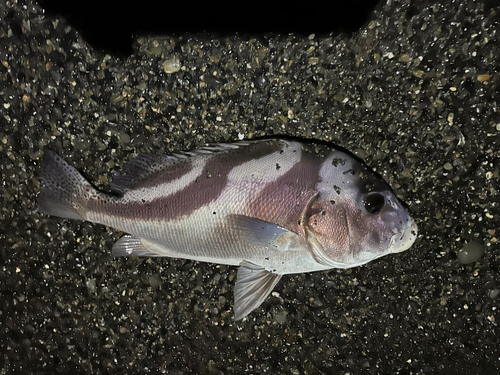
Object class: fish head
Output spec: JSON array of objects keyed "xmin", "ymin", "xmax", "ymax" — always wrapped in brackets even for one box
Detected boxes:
[{"xmin": 304, "ymin": 151, "xmax": 418, "ymax": 268}]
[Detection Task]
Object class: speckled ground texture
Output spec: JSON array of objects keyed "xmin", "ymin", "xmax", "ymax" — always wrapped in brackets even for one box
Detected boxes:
[{"xmin": 1, "ymin": 0, "xmax": 499, "ymax": 374}]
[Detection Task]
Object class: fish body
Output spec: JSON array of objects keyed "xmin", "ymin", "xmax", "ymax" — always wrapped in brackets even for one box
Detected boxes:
[{"xmin": 38, "ymin": 139, "xmax": 417, "ymax": 319}]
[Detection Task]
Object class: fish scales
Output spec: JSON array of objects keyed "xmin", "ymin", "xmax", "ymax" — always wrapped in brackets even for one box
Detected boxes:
[
  {"xmin": 38, "ymin": 139, "xmax": 418, "ymax": 320},
  {"xmin": 88, "ymin": 141, "xmax": 312, "ymax": 262}
]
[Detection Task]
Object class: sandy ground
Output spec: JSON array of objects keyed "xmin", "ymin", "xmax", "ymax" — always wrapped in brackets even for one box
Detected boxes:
[{"xmin": 1, "ymin": 0, "xmax": 499, "ymax": 373}]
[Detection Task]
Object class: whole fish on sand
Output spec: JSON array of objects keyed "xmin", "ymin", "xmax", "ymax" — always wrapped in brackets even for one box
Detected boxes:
[{"xmin": 38, "ymin": 139, "xmax": 418, "ymax": 320}]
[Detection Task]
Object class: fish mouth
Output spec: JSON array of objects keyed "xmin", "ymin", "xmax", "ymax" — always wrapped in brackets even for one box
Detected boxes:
[{"xmin": 390, "ymin": 219, "xmax": 418, "ymax": 253}]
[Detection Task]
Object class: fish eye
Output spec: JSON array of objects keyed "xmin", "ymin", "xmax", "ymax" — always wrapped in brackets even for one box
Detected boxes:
[{"xmin": 364, "ymin": 192, "xmax": 385, "ymax": 214}]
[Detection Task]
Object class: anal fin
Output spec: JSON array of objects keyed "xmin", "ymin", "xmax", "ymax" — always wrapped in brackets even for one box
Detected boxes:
[
  {"xmin": 234, "ymin": 261, "xmax": 282, "ymax": 320},
  {"xmin": 112, "ymin": 235, "xmax": 163, "ymax": 257}
]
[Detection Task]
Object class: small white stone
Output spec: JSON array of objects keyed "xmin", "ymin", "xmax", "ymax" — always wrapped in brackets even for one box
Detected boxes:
[{"xmin": 163, "ymin": 55, "xmax": 181, "ymax": 74}]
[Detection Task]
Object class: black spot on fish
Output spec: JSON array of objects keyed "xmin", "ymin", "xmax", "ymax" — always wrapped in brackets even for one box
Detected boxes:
[
  {"xmin": 276, "ymin": 163, "xmax": 281, "ymax": 170},
  {"xmin": 330, "ymin": 200, "xmax": 335, "ymax": 205},
  {"xmin": 343, "ymin": 168, "xmax": 356, "ymax": 175},
  {"xmin": 331, "ymin": 157, "xmax": 346, "ymax": 167},
  {"xmin": 334, "ymin": 185, "xmax": 341, "ymax": 195}
]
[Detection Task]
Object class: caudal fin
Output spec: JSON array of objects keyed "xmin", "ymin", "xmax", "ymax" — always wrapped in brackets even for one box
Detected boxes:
[{"xmin": 37, "ymin": 149, "xmax": 95, "ymax": 220}]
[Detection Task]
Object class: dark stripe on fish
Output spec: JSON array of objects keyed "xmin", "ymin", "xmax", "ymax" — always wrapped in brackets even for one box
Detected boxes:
[
  {"xmin": 95, "ymin": 140, "xmax": 285, "ymax": 222},
  {"xmin": 247, "ymin": 148, "xmax": 322, "ymax": 233}
]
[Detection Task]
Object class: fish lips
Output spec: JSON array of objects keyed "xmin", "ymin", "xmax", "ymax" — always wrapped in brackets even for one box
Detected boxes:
[{"xmin": 389, "ymin": 219, "xmax": 418, "ymax": 253}]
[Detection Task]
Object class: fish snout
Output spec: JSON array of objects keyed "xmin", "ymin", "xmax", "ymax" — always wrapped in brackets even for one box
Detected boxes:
[{"xmin": 390, "ymin": 219, "xmax": 418, "ymax": 253}]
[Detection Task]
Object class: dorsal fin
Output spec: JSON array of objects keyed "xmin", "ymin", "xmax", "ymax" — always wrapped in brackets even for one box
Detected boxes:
[
  {"xmin": 110, "ymin": 141, "xmax": 253, "ymax": 194},
  {"xmin": 111, "ymin": 153, "xmax": 183, "ymax": 194}
]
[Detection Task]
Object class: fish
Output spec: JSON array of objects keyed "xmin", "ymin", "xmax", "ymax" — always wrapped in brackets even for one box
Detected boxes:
[{"xmin": 37, "ymin": 139, "xmax": 418, "ymax": 320}]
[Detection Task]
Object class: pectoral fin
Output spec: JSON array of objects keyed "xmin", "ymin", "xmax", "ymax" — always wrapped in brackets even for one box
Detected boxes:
[
  {"xmin": 234, "ymin": 261, "xmax": 282, "ymax": 320},
  {"xmin": 229, "ymin": 214, "xmax": 304, "ymax": 252}
]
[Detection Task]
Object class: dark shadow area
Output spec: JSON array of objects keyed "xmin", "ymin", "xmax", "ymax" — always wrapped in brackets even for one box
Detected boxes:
[{"xmin": 40, "ymin": 0, "xmax": 381, "ymax": 56}]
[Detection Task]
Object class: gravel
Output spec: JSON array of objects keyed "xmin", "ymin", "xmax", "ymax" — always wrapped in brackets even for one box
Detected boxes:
[{"xmin": 1, "ymin": 0, "xmax": 499, "ymax": 373}]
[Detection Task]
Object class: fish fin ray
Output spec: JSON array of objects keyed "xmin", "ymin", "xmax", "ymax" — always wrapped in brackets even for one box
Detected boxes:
[
  {"xmin": 111, "ymin": 145, "xmax": 247, "ymax": 194},
  {"xmin": 111, "ymin": 153, "xmax": 182, "ymax": 194},
  {"xmin": 200, "ymin": 142, "xmax": 250, "ymax": 152},
  {"xmin": 112, "ymin": 235, "xmax": 163, "ymax": 257},
  {"xmin": 234, "ymin": 261, "xmax": 282, "ymax": 320},
  {"xmin": 229, "ymin": 214, "xmax": 305, "ymax": 252},
  {"xmin": 111, "ymin": 140, "xmax": 280, "ymax": 194},
  {"xmin": 37, "ymin": 149, "xmax": 94, "ymax": 220}
]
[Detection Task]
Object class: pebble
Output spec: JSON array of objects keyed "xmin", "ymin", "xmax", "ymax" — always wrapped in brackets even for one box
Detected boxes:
[{"xmin": 457, "ymin": 241, "xmax": 485, "ymax": 264}]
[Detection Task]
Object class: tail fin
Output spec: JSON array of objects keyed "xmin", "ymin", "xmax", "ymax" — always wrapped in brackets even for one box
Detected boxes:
[{"xmin": 37, "ymin": 150, "xmax": 95, "ymax": 220}]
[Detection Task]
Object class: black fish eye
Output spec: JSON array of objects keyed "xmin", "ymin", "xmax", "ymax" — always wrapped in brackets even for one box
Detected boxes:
[{"xmin": 364, "ymin": 192, "xmax": 385, "ymax": 214}]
